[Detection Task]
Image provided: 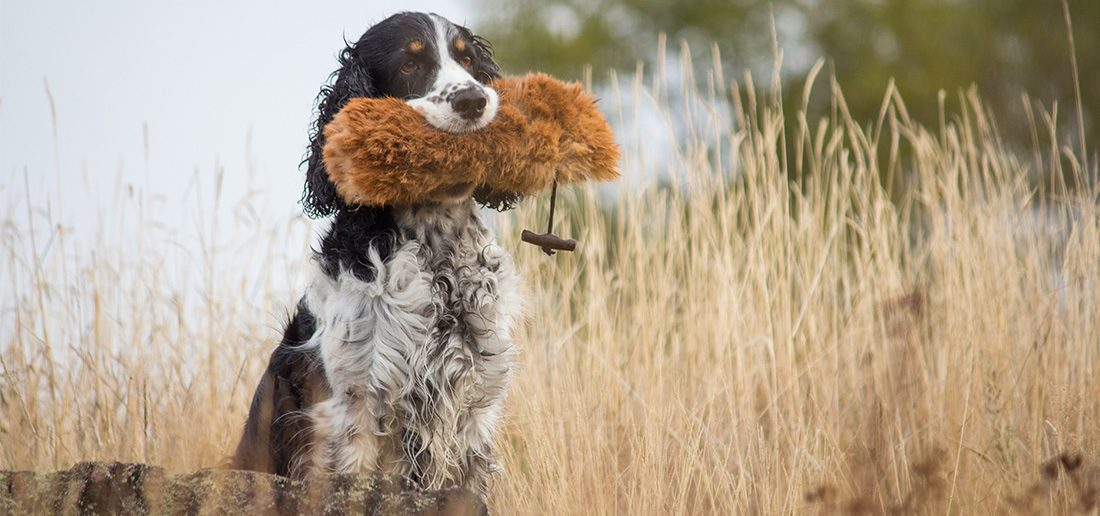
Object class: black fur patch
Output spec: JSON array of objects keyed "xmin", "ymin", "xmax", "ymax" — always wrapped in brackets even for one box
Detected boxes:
[{"xmin": 316, "ymin": 207, "xmax": 399, "ymax": 282}]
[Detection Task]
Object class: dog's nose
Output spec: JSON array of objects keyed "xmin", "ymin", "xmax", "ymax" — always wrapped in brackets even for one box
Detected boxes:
[{"xmin": 451, "ymin": 88, "xmax": 488, "ymax": 120}]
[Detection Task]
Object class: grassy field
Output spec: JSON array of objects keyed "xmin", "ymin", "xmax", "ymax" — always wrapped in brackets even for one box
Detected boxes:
[{"xmin": 2, "ymin": 45, "xmax": 1098, "ymax": 514}]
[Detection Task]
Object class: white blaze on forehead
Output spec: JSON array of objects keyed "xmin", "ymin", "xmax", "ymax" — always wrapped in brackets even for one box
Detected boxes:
[
  {"xmin": 429, "ymin": 14, "xmax": 478, "ymax": 92},
  {"xmin": 405, "ymin": 14, "xmax": 499, "ymax": 134}
]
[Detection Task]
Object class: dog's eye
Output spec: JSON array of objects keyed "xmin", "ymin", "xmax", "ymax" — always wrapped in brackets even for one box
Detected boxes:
[
  {"xmin": 400, "ymin": 61, "xmax": 418, "ymax": 74},
  {"xmin": 459, "ymin": 56, "xmax": 473, "ymax": 68}
]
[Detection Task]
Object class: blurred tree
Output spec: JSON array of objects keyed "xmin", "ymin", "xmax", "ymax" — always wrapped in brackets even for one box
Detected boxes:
[
  {"xmin": 477, "ymin": 0, "xmax": 785, "ymax": 77},
  {"xmin": 476, "ymin": 0, "xmax": 1097, "ymax": 147},
  {"xmin": 812, "ymin": 0, "xmax": 1098, "ymax": 148}
]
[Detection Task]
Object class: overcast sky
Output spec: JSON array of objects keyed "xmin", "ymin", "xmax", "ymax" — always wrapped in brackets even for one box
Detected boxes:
[{"xmin": 0, "ymin": 0, "xmax": 475, "ymax": 233}]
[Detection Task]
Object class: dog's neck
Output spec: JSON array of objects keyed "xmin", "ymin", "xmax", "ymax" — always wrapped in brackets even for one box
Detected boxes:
[
  {"xmin": 393, "ymin": 198, "xmax": 489, "ymax": 255},
  {"xmin": 315, "ymin": 199, "xmax": 489, "ymax": 282}
]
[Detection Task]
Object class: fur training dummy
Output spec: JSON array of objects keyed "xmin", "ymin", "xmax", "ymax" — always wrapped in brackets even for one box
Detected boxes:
[{"xmin": 321, "ymin": 73, "xmax": 620, "ymax": 207}]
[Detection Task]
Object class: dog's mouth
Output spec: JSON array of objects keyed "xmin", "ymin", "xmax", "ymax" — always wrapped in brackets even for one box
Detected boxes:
[
  {"xmin": 408, "ymin": 105, "xmax": 497, "ymax": 134},
  {"xmin": 447, "ymin": 117, "xmax": 494, "ymax": 133}
]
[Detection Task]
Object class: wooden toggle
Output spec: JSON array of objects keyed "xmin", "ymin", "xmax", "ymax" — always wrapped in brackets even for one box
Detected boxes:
[{"xmin": 521, "ymin": 179, "xmax": 576, "ymax": 256}]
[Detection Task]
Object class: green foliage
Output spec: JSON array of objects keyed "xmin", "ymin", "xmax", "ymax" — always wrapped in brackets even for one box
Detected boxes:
[{"xmin": 477, "ymin": 0, "xmax": 1098, "ymax": 145}]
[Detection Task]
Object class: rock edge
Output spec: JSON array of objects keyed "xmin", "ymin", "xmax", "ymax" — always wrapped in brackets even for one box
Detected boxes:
[{"xmin": 0, "ymin": 461, "xmax": 485, "ymax": 515}]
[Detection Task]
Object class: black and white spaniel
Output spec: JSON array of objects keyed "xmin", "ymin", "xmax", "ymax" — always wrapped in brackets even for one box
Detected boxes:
[{"xmin": 232, "ymin": 12, "xmax": 523, "ymax": 496}]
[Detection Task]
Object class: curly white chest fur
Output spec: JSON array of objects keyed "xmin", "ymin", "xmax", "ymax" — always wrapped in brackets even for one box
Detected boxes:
[{"xmin": 300, "ymin": 200, "xmax": 523, "ymax": 493}]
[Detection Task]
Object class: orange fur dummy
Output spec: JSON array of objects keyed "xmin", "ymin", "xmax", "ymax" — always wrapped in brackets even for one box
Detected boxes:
[{"xmin": 322, "ymin": 73, "xmax": 620, "ymax": 207}]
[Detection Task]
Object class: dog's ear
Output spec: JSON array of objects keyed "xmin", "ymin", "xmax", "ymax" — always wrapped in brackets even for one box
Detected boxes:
[
  {"xmin": 301, "ymin": 46, "xmax": 375, "ymax": 219},
  {"xmin": 468, "ymin": 33, "xmax": 502, "ymax": 84}
]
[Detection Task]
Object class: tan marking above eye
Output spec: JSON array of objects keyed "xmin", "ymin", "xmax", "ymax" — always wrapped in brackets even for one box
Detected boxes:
[
  {"xmin": 453, "ymin": 37, "xmax": 466, "ymax": 52},
  {"xmin": 408, "ymin": 40, "xmax": 424, "ymax": 53}
]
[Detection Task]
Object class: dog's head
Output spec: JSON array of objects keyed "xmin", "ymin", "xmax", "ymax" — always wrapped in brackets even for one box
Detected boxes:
[{"xmin": 302, "ymin": 12, "xmax": 512, "ymax": 218}]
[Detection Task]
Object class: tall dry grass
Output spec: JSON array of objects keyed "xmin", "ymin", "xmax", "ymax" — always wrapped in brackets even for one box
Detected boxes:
[{"xmin": 3, "ymin": 43, "xmax": 1098, "ymax": 514}]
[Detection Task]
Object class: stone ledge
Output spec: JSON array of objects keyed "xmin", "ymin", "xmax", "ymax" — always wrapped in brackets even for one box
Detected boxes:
[{"xmin": 0, "ymin": 461, "xmax": 485, "ymax": 515}]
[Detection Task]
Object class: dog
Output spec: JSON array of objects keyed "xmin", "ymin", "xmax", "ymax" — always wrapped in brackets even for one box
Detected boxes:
[{"xmin": 231, "ymin": 12, "xmax": 524, "ymax": 497}]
